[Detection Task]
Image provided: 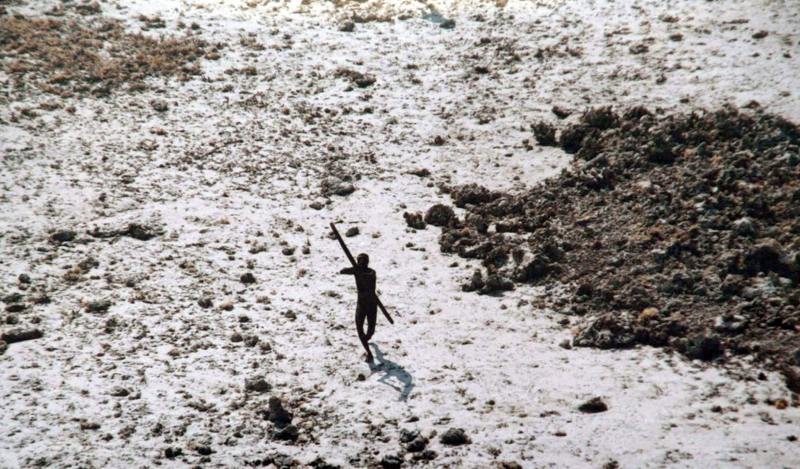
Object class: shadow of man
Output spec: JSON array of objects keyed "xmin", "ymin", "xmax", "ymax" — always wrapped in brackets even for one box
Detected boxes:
[{"xmin": 369, "ymin": 344, "xmax": 414, "ymax": 402}]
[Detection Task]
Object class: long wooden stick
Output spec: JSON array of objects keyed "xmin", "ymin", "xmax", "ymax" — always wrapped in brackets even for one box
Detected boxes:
[{"xmin": 330, "ymin": 222, "xmax": 394, "ymax": 325}]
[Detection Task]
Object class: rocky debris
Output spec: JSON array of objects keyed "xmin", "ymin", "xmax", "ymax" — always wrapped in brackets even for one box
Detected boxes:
[
  {"xmin": 164, "ymin": 447, "xmax": 183, "ymax": 459},
  {"xmin": 244, "ymin": 377, "xmax": 271, "ymax": 393},
  {"xmin": 282, "ymin": 247, "xmax": 296, "ymax": 256},
  {"xmin": 409, "ymin": 168, "xmax": 431, "ymax": 177},
  {"xmin": 424, "ymin": 204, "xmax": 456, "ymax": 227},
  {"xmin": 440, "ymin": 427, "xmax": 470, "ymax": 446},
  {"xmin": 339, "ymin": 21, "xmax": 355, "ymax": 32},
  {"xmin": 403, "ymin": 212, "xmax": 426, "ymax": 229},
  {"xmin": 0, "ymin": 340, "xmax": 7, "ymax": 355},
  {"xmin": 110, "ymin": 387, "xmax": 130, "ymax": 397},
  {"xmin": 552, "ymin": 105, "xmax": 572, "ymax": 119},
  {"xmin": 198, "ymin": 297, "xmax": 213, "ymax": 308},
  {"xmin": 752, "ymin": 30, "xmax": 769, "ymax": 39},
  {"xmin": 345, "ymin": 227, "xmax": 360, "ymax": 237},
  {"xmin": 17, "ymin": 273, "xmax": 31, "ymax": 284},
  {"xmin": 578, "ymin": 397, "xmax": 608, "ymax": 413},
  {"xmin": 499, "ymin": 462, "xmax": 523, "ymax": 469},
  {"xmin": 240, "ymin": 272, "xmax": 257, "ymax": 284},
  {"xmin": 5, "ymin": 304, "xmax": 26, "ymax": 313},
  {"xmin": 629, "ymin": 43, "xmax": 649, "ymax": 54},
  {"xmin": 90, "ymin": 222, "xmax": 163, "ymax": 240},
  {"xmin": 151, "ymin": 99, "xmax": 169, "ymax": 112},
  {"xmin": 51, "ymin": 230, "xmax": 76, "ymax": 243},
  {"xmin": 430, "ymin": 106, "xmax": 800, "ymax": 376},
  {"xmin": 2, "ymin": 328, "xmax": 43, "ymax": 344}
]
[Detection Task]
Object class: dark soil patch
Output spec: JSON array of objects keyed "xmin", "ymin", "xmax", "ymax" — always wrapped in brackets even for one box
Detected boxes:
[
  {"xmin": 0, "ymin": 14, "xmax": 218, "ymax": 98},
  {"xmin": 430, "ymin": 105, "xmax": 800, "ymax": 383}
]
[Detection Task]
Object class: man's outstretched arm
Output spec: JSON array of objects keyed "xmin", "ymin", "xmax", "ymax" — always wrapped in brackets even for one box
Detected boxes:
[{"xmin": 340, "ymin": 267, "xmax": 356, "ymax": 275}]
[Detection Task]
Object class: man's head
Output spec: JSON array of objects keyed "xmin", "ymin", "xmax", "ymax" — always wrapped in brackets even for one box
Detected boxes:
[{"xmin": 356, "ymin": 253, "xmax": 369, "ymax": 268}]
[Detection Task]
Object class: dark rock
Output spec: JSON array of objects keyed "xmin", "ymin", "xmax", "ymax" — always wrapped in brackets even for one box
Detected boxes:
[
  {"xmin": 5, "ymin": 304, "xmax": 26, "ymax": 313},
  {"xmin": 339, "ymin": 21, "xmax": 355, "ymax": 32},
  {"xmin": 462, "ymin": 269, "xmax": 484, "ymax": 292},
  {"xmin": 124, "ymin": 223, "xmax": 160, "ymax": 240},
  {"xmin": 164, "ymin": 447, "xmax": 183, "ymax": 459},
  {"xmin": 245, "ymin": 377, "xmax": 271, "ymax": 393},
  {"xmin": 198, "ymin": 298, "xmax": 213, "ymax": 309},
  {"xmin": 110, "ymin": 387, "xmax": 130, "ymax": 397},
  {"xmin": 629, "ymin": 43, "xmax": 649, "ymax": 54},
  {"xmin": 51, "ymin": 230, "xmax": 76, "ymax": 243},
  {"xmin": 439, "ymin": 19, "xmax": 456, "ymax": 29},
  {"xmin": 0, "ymin": 340, "xmax": 7, "ymax": 355},
  {"xmin": 499, "ymin": 462, "xmax": 523, "ymax": 469},
  {"xmin": 684, "ymin": 334, "xmax": 723, "ymax": 361},
  {"xmin": 440, "ymin": 427, "xmax": 470, "ymax": 446},
  {"xmin": 578, "ymin": 397, "xmax": 608, "ymax": 413},
  {"xmin": 405, "ymin": 435, "xmax": 428, "ymax": 453},
  {"xmin": 451, "ymin": 183, "xmax": 500, "ymax": 208},
  {"xmin": 196, "ymin": 445, "xmax": 213, "ymax": 456},
  {"xmin": 1, "ymin": 328, "xmax": 43, "ymax": 344},
  {"xmin": 240, "ymin": 272, "xmax": 257, "ymax": 284},
  {"xmin": 399, "ymin": 429, "xmax": 419, "ymax": 443},
  {"xmin": 532, "ymin": 121, "xmax": 557, "ymax": 146},
  {"xmin": 403, "ymin": 212, "xmax": 426, "ymax": 230},
  {"xmin": 409, "ymin": 168, "xmax": 431, "ymax": 177},
  {"xmin": 2, "ymin": 293, "xmax": 23, "ymax": 304},
  {"xmin": 85, "ymin": 300, "xmax": 112, "ymax": 314},
  {"xmin": 273, "ymin": 424, "xmax": 299, "ymax": 441},
  {"xmin": 551, "ymin": 106, "xmax": 571, "ymax": 119},
  {"xmin": 425, "ymin": 204, "xmax": 456, "ymax": 227},
  {"xmin": 18, "ymin": 274, "xmax": 31, "ymax": 284},
  {"xmin": 752, "ymin": 30, "xmax": 768, "ymax": 39},
  {"xmin": 151, "ymin": 99, "xmax": 169, "ymax": 112},
  {"xmin": 265, "ymin": 396, "xmax": 293, "ymax": 428},
  {"xmin": 345, "ymin": 227, "xmax": 359, "ymax": 237},
  {"xmin": 380, "ymin": 454, "xmax": 403, "ymax": 469}
]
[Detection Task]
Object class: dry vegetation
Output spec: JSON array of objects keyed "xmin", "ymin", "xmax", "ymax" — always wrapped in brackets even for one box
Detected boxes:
[{"xmin": 0, "ymin": 14, "xmax": 220, "ymax": 97}]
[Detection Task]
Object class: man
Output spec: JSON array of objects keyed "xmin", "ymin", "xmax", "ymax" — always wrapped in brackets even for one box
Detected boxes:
[{"xmin": 340, "ymin": 253, "xmax": 378, "ymax": 363}]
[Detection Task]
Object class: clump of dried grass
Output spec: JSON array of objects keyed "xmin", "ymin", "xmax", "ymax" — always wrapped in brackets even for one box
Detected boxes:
[{"xmin": 0, "ymin": 14, "xmax": 220, "ymax": 97}]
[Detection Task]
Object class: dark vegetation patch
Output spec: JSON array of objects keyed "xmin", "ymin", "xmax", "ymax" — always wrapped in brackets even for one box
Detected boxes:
[
  {"xmin": 428, "ymin": 105, "xmax": 800, "ymax": 385},
  {"xmin": 0, "ymin": 13, "xmax": 219, "ymax": 97}
]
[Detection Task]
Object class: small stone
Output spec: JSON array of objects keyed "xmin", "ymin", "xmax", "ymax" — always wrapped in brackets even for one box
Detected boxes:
[
  {"xmin": 440, "ymin": 427, "xmax": 470, "ymax": 446},
  {"xmin": 403, "ymin": 212, "xmax": 426, "ymax": 230},
  {"xmin": 230, "ymin": 332, "xmax": 244, "ymax": 342},
  {"xmin": 1, "ymin": 328, "xmax": 43, "ymax": 344},
  {"xmin": 151, "ymin": 99, "xmax": 169, "ymax": 112},
  {"xmin": 424, "ymin": 204, "xmax": 456, "ymax": 227},
  {"xmin": 559, "ymin": 339, "xmax": 572, "ymax": 349},
  {"xmin": 282, "ymin": 247, "xmax": 296, "ymax": 255},
  {"xmin": 110, "ymin": 387, "xmax": 130, "ymax": 397},
  {"xmin": 5, "ymin": 304, "xmax": 26, "ymax": 313},
  {"xmin": 732, "ymin": 217, "xmax": 756, "ymax": 236},
  {"xmin": 273, "ymin": 424, "xmax": 299, "ymax": 441},
  {"xmin": 399, "ymin": 429, "xmax": 420, "ymax": 443},
  {"xmin": 240, "ymin": 272, "xmax": 257, "ymax": 284},
  {"xmin": 244, "ymin": 377, "xmax": 271, "ymax": 393},
  {"xmin": 578, "ymin": 397, "xmax": 608, "ymax": 413},
  {"xmin": 164, "ymin": 447, "xmax": 183, "ymax": 459},
  {"xmin": 51, "ymin": 230, "xmax": 76, "ymax": 243},
  {"xmin": 333, "ymin": 182, "xmax": 356, "ymax": 196},
  {"xmin": 0, "ymin": 340, "xmax": 7, "ymax": 355},
  {"xmin": 18, "ymin": 274, "xmax": 31, "ymax": 284},
  {"xmin": 339, "ymin": 21, "xmax": 355, "ymax": 32},
  {"xmin": 380, "ymin": 454, "xmax": 403, "ymax": 469},
  {"xmin": 406, "ymin": 435, "xmax": 429, "ymax": 452},
  {"xmin": 309, "ymin": 201, "xmax": 325, "ymax": 210},
  {"xmin": 85, "ymin": 300, "xmax": 112, "ymax": 314},
  {"xmin": 195, "ymin": 445, "xmax": 213, "ymax": 456},
  {"xmin": 439, "ymin": 19, "xmax": 455, "ymax": 29},
  {"xmin": 685, "ymin": 334, "xmax": 723, "ymax": 361},
  {"xmin": 345, "ymin": 227, "xmax": 359, "ymax": 237},
  {"xmin": 198, "ymin": 298, "xmax": 213, "ymax": 309},
  {"xmin": 499, "ymin": 463, "xmax": 523, "ymax": 469},
  {"xmin": 80, "ymin": 421, "xmax": 101, "ymax": 431},
  {"xmin": 752, "ymin": 30, "xmax": 768, "ymax": 39},
  {"xmin": 432, "ymin": 135, "xmax": 446, "ymax": 146},
  {"xmin": 266, "ymin": 396, "xmax": 293, "ymax": 428}
]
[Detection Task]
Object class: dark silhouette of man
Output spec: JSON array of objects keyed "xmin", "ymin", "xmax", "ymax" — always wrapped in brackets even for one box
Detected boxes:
[{"xmin": 340, "ymin": 253, "xmax": 377, "ymax": 362}]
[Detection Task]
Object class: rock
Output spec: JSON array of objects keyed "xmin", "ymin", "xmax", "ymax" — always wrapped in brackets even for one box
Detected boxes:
[
  {"xmin": 752, "ymin": 30, "xmax": 768, "ymax": 39},
  {"xmin": 573, "ymin": 313, "xmax": 636, "ymax": 349},
  {"xmin": 559, "ymin": 339, "xmax": 572, "ymax": 349},
  {"xmin": 110, "ymin": 387, "xmax": 130, "ymax": 397},
  {"xmin": 240, "ymin": 272, "xmax": 257, "ymax": 284},
  {"xmin": 629, "ymin": 43, "xmax": 649, "ymax": 54},
  {"xmin": 345, "ymin": 227, "xmax": 359, "ymax": 237},
  {"xmin": 462, "ymin": 269, "xmax": 484, "ymax": 292},
  {"xmin": 164, "ymin": 447, "xmax": 183, "ymax": 459},
  {"xmin": 0, "ymin": 340, "xmax": 7, "ymax": 355},
  {"xmin": 480, "ymin": 274, "xmax": 514, "ymax": 294},
  {"xmin": 732, "ymin": 217, "xmax": 756, "ymax": 237},
  {"xmin": 532, "ymin": 121, "xmax": 557, "ymax": 146},
  {"xmin": 551, "ymin": 106, "xmax": 571, "ymax": 119},
  {"xmin": 282, "ymin": 247, "xmax": 295, "ymax": 255},
  {"xmin": 578, "ymin": 397, "xmax": 608, "ymax": 413},
  {"xmin": 198, "ymin": 298, "xmax": 213, "ymax": 309},
  {"xmin": 151, "ymin": 99, "xmax": 169, "ymax": 112},
  {"xmin": 273, "ymin": 424, "xmax": 299, "ymax": 441},
  {"xmin": 309, "ymin": 201, "xmax": 325, "ymax": 210},
  {"xmin": 745, "ymin": 239, "xmax": 795, "ymax": 278},
  {"xmin": 399, "ymin": 429, "xmax": 419, "ymax": 443},
  {"xmin": 265, "ymin": 396, "xmax": 293, "ymax": 428},
  {"xmin": 51, "ymin": 230, "xmax": 76, "ymax": 243},
  {"xmin": 403, "ymin": 212, "xmax": 426, "ymax": 230},
  {"xmin": 684, "ymin": 334, "xmax": 723, "ymax": 361},
  {"xmin": 499, "ymin": 462, "xmax": 523, "ymax": 469},
  {"xmin": 439, "ymin": 19, "xmax": 456, "ymax": 29},
  {"xmin": 1, "ymin": 328, "xmax": 43, "ymax": 344},
  {"xmin": 424, "ymin": 204, "xmax": 456, "ymax": 227},
  {"xmin": 195, "ymin": 445, "xmax": 213, "ymax": 456},
  {"xmin": 339, "ymin": 21, "xmax": 355, "ymax": 32},
  {"xmin": 405, "ymin": 435, "xmax": 428, "ymax": 453},
  {"xmin": 783, "ymin": 366, "xmax": 800, "ymax": 393},
  {"xmin": 5, "ymin": 304, "xmax": 26, "ymax": 313},
  {"xmin": 124, "ymin": 223, "xmax": 160, "ymax": 240},
  {"xmin": 85, "ymin": 300, "xmax": 112, "ymax": 314},
  {"xmin": 432, "ymin": 135, "xmax": 446, "ymax": 146},
  {"xmin": 244, "ymin": 377, "xmax": 271, "ymax": 393},
  {"xmin": 17, "ymin": 274, "xmax": 31, "ymax": 284},
  {"xmin": 380, "ymin": 455, "xmax": 403, "ymax": 469},
  {"xmin": 2, "ymin": 293, "xmax": 23, "ymax": 304},
  {"xmin": 409, "ymin": 168, "xmax": 431, "ymax": 177},
  {"xmin": 714, "ymin": 314, "xmax": 747, "ymax": 334},
  {"xmin": 230, "ymin": 332, "xmax": 244, "ymax": 342},
  {"xmin": 440, "ymin": 427, "xmax": 470, "ymax": 446}
]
